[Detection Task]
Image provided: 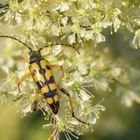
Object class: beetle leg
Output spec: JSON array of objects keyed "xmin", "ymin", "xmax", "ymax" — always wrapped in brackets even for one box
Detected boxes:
[
  {"xmin": 30, "ymin": 88, "xmax": 40, "ymax": 111},
  {"xmin": 17, "ymin": 73, "xmax": 31, "ymax": 93},
  {"xmin": 51, "ymin": 64, "xmax": 64, "ymax": 78},
  {"xmin": 59, "ymin": 87, "xmax": 89, "ymax": 125},
  {"xmin": 22, "ymin": 54, "xmax": 29, "ymax": 63}
]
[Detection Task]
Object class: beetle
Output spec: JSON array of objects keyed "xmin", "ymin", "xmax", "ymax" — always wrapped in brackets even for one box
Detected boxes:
[{"xmin": 0, "ymin": 35, "xmax": 88, "ymax": 124}]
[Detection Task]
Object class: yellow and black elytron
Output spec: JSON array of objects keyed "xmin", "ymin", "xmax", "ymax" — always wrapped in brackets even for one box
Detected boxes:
[
  {"xmin": 0, "ymin": 35, "xmax": 87, "ymax": 124},
  {"xmin": 29, "ymin": 53, "xmax": 60, "ymax": 114}
]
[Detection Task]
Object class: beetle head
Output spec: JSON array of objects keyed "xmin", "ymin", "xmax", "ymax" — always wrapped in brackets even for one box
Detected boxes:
[{"xmin": 29, "ymin": 51, "xmax": 42, "ymax": 62}]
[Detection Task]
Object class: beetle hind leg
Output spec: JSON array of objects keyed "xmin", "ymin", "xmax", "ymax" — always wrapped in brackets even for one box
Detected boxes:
[
  {"xmin": 59, "ymin": 87, "xmax": 89, "ymax": 125},
  {"xmin": 30, "ymin": 88, "xmax": 40, "ymax": 111}
]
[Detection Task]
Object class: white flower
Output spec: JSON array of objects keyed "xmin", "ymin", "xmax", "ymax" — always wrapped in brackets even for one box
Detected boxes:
[
  {"xmin": 68, "ymin": 33, "xmax": 76, "ymax": 44},
  {"xmin": 53, "ymin": 2, "xmax": 70, "ymax": 12},
  {"xmin": 80, "ymin": 29, "xmax": 94, "ymax": 40},
  {"xmin": 61, "ymin": 16, "xmax": 68, "ymax": 26}
]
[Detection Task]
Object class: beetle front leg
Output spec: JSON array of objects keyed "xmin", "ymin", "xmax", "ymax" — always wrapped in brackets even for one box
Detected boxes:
[
  {"xmin": 22, "ymin": 54, "xmax": 29, "ymax": 63},
  {"xmin": 59, "ymin": 87, "xmax": 89, "ymax": 125}
]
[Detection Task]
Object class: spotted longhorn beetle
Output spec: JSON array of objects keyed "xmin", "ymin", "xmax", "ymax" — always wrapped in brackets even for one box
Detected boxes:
[{"xmin": 0, "ymin": 35, "xmax": 88, "ymax": 124}]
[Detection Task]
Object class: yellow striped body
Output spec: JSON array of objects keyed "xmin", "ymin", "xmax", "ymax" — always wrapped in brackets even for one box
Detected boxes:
[{"xmin": 29, "ymin": 59, "xmax": 59, "ymax": 114}]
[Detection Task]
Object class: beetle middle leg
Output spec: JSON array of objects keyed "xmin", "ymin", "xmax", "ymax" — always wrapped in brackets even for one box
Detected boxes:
[
  {"xmin": 30, "ymin": 88, "xmax": 40, "ymax": 111},
  {"xmin": 59, "ymin": 87, "xmax": 89, "ymax": 125},
  {"xmin": 21, "ymin": 54, "xmax": 29, "ymax": 63},
  {"xmin": 17, "ymin": 72, "xmax": 31, "ymax": 93}
]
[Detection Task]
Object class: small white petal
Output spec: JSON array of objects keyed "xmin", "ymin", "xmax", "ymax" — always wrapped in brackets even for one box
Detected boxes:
[{"xmin": 68, "ymin": 33, "xmax": 76, "ymax": 44}]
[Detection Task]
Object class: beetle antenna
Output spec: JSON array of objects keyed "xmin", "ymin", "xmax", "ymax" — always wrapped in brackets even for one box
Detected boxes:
[
  {"xmin": 39, "ymin": 43, "xmax": 80, "ymax": 55},
  {"xmin": 0, "ymin": 35, "xmax": 32, "ymax": 51}
]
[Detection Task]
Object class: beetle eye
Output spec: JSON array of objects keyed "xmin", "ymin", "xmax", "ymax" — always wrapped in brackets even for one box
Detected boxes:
[{"xmin": 29, "ymin": 51, "xmax": 32, "ymax": 56}]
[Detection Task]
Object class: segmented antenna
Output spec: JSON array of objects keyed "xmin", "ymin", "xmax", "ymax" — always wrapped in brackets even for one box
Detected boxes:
[
  {"xmin": 0, "ymin": 35, "xmax": 32, "ymax": 51},
  {"xmin": 39, "ymin": 42, "xmax": 80, "ymax": 55}
]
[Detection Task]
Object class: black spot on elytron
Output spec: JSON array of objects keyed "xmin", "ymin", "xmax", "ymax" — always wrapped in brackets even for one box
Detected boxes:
[
  {"xmin": 46, "ymin": 65, "xmax": 51, "ymax": 70},
  {"xmin": 44, "ymin": 76, "xmax": 55, "ymax": 86},
  {"xmin": 39, "ymin": 69, "xmax": 46, "ymax": 74},
  {"xmin": 36, "ymin": 81, "xmax": 44, "ymax": 88},
  {"xmin": 32, "ymin": 69, "xmax": 37, "ymax": 75},
  {"xmin": 49, "ymin": 76, "xmax": 55, "ymax": 83},
  {"xmin": 49, "ymin": 102, "xmax": 59, "ymax": 114},
  {"xmin": 44, "ymin": 89, "xmax": 57, "ymax": 98}
]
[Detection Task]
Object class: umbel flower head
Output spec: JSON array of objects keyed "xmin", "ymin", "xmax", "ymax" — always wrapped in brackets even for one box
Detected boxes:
[{"xmin": 1, "ymin": 0, "xmax": 140, "ymax": 139}]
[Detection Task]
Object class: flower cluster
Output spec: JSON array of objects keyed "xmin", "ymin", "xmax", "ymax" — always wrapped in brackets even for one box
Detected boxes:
[
  {"xmin": 0, "ymin": 0, "xmax": 139, "ymax": 46},
  {"xmin": 0, "ymin": 0, "xmax": 140, "ymax": 139}
]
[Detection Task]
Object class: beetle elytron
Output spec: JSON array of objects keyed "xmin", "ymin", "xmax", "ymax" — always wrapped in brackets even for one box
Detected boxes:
[{"xmin": 0, "ymin": 35, "xmax": 88, "ymax": 124}]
